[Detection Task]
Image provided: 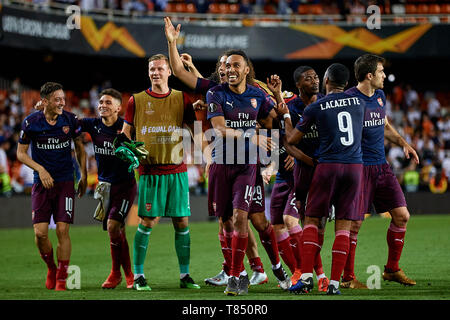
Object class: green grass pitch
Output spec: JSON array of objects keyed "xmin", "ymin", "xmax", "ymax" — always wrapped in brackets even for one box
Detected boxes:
[{"xmin": 0, "ymin": 214, "xmax": 449, "ymax": 300}]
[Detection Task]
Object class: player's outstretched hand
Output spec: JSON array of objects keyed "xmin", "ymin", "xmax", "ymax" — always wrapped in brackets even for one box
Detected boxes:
[
  {"xmin": 404, "ymin": 144, "xmax": 420, "ymax": 164},
  {"xmin": 181, "ymin": 53, "xmax": 194, "ymax": 68},
  {"xmin": 38, "ymin": 167, "xmax": 54, "ymax": 189},
  {"xmin": 274, "ymin": 101, "xmax": 289, "ymax": 117},
  {"xmin": 77, "ymin": 176, "xmax": 87, "ymax": 198},
  {"xmin": 164, "ymin": 16, "xmax": 181, "ymax": 43},
  {"xmin": 267, "ymin": 74, "xmax": 282, "ymax": 96}
]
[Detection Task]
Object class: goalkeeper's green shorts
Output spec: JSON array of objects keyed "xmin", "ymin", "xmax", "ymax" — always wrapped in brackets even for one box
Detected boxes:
[{"xmin": 137, "ymin": 172, "xmax": 191, "ymax": 218}]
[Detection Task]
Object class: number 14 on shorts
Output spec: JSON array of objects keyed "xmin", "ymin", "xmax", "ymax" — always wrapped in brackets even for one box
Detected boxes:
[{"xmin": 244, "ymin": 185, "xmax": 263, "ymax": 205}]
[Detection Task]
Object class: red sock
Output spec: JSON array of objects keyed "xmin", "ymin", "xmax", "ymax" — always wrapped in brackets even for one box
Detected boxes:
[
  {"xmin": 56, "ymin": 260, "xmax": 70, "ymax": 282},
  {"xmin": 288, "ymin": 225, "xmax": 303, "ymax": 271},
  {"xmin": 40, "ymin": 248, "xmax": 57, "ymax": 270},
  {"xmin": 109, "ymin": 233, "xmax": 122, "ymax": 274},
  {"xmin": 343, "ymin": 231, "xmax": 358, "ymax": 281},
  {"xmin": 331, "ymin": 230, "xmax": 350, "ymax": 282},
  {"xmin": 301, "ymin": 225, "xmax": 319, "ymax": 274},
  {"xmin": 258, "ymin": 224, "xmax": 280, "ymax": 266},
  {"xmin": 249, "ymin": 257, "xmax": 264, "ymax": 273},
  {"xmin": 222, "ymin": 230, "xmax": 233, "ymax": 275},
  {"xmin": 120, "ymin": 230, "xmax": 132, "ymax": 276},
  {"xmin": 231, "ymin": 231, "xmax": 248, "ymax": 277},
  {"xmin": 386, "ymin": 223, "xmax": 406, "ymax": 272},
  {"xmin": 314, "ymin": 231, "xmax": 325, "ymax": 275},
  {"xmin": 277, "ymin": 232, "xmax": 296, "ymax": 274}
]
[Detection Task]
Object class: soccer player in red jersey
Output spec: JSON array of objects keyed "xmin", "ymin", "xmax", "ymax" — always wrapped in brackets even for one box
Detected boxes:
[{"xmin": 17, "ymin": 82, "xmax": 87, "ymax": 291}]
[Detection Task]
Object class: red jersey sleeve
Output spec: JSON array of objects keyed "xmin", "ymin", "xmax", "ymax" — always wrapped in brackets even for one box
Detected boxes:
[
  {"xmin": 182, "ymin": 92, "xmax": 196, "ymax": 125},
  {"xmin": 124, "ymin": 95, "xmax": 135, "ymax": 126}
]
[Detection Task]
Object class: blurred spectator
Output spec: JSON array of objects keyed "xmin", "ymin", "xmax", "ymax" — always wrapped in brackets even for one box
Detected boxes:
[
  {"xmin": 404, "ymin": 84, "xmax": 419, "ymax": 109},
  {"xmin": 390, "ymin": 104, "xmax": 404, "ymax": 127},
  {"xmin": 420, "ymin": 159, "xmax": 437, "ymax": 190},
  {"xmin": 425, "ymin": 91, "xmax": 441, "ymax": 123},
  {"xmin": 421, "ymin": 113, "xmax": 434, "ymax": 138},
  {"xmin": 407, "ymin": 105, "xmax": 421, "ymax": 128},
  {"xmin": 392, "ymin": 83, "xmax": 404, "ymax": 109},
  {"xmin": 239, "ymin": 0, "xmax": 252, "ymax": 14},
  {"xmin": 387, "ymin": 144, "xmax": 404, "ymax": 172},
  {"xmin": 192, "ymin": 0, "xmax": 210, "ymax": 14},
  {"xmin": 0, "ymin": 137, "xmax": 12, "ymax": 197},
  {"xmin": 89, "ymin": 84, "xmax": 100, "ymax": 109},
  {"xmin": 153, "ymin": 0, "xmax": 168, "ymax": 12},
  {"xmin": 401, "ymin": 160, "xmax": 420, "ymax": 193},
  {"xmin": 429, "ymin": 168, "xmax": 448, "ymax": 194},
  {"xmin": 277, "ymin": 0, "xmax": 291, "ymax": 15},
  {"xmin": 123, "ymin": 0, "xmax": 148, "ymax": 14},
  {"xmin": 11, "ymin": 162, "xmax": 34, "ymax": 194},
  {"xmin": 86, "ymin": 155, "xmax": 98, "ymax": 194},
  {"xmin": 80, "ymin": 0, "xmax": 105, "ymax": 11}
]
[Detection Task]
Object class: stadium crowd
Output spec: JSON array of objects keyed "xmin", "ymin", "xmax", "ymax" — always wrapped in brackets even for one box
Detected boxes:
[
  {"xmin": 0, "ymin": 77, "xmax": 449, "ymax": 197},
  {"xmin": 23, "ymin": 0, "xmax": 450, "ymax": 17}
]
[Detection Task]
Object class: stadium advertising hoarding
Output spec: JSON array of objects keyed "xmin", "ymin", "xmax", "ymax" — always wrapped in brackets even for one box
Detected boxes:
[{"xmin": 1, "ymin": 6, "xmax": 449, "ymax": 60}]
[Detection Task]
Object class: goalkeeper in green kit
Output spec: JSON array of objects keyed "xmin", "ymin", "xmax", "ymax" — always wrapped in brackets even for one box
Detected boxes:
[{"xmin": 115, "ymin": 53, "xmax": 200, "ymax": 291}]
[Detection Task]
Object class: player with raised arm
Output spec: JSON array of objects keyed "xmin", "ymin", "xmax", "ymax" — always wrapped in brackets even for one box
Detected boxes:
[
  {"xmin": 277, "ymin": 63, "xmax": 365, "ymax": 295},
  {"xmin": 120, "ymin": 54, "xmax": 200, "ymax": 291},
  {"xmin": 206, "ymin": 50, "xmax": 290, "ymax": 296},
  {"xmin": 17, "ymin": 82, "xmax": 87, "ymax": 291},
  {"xmin": 267, "ymin": 71, "xmax": 330, "ymax": 291},
  {"xmin": 78, "ymin": 88, "xmax": 137, "ymax": 289},
  {"xmin": 164, "ymin": 17, "xmax": 270, "ymax": 288},
  {"xmin": 342, "ymin": 54, "xmax": 418, "ymax": 288}
]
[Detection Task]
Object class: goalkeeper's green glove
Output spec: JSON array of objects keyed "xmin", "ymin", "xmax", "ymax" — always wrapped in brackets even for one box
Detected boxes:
[
  {"xmin": 113, "ymin": 133, "xmax": 148, "ymax": 160},
  {"xmin": 115, "ymin": 146, "xmax": 140, "ymax": 172},
  {"xmin": 122, "ymin": 141, "xmax": 148, "ymax": 160}
]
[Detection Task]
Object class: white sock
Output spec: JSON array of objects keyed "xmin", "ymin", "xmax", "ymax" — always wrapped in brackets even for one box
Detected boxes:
[
  {"xmin": 134, "ymin": 273, "xmax": 144, "ymax": 280},
  {"xmin": 180, "ymin": 273, "xmax": 188, "ymax": 279},
  {"xmin": 300, "ymin": 272, "xmax": 313, "ymax": 281},
  {"xmin": 316, "ymin": 273, "xmax": 326, "ymax": 280},
  {"xmin": 330, "ymin": 280, "xmax": 340, "ymax": 289},
  {"xmin": 239, "ymin": 270, "xmax": 248, "ymax": 277},
  {"xmin": 271, "ymin": 262, "xmax": 281, "ymax": 270}
]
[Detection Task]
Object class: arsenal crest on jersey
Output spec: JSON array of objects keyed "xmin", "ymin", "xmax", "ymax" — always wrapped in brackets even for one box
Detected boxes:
[
  {"xmin": 62, "ymin": 126, "xmax": 70, "ymax": 134},
  {"xmin": 250, "ymin": 98, "xmax": 257, "ymax": 109},
  {"xmin": 377, "ymin": 97, "xmax": 383, "ymax": 106}
]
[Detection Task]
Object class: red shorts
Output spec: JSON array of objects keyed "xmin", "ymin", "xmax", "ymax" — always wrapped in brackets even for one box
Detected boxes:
[
  {"xmin": 305, "ymin": 163, "xmax": 363, "ymax": 221},
  {"xmin": 31, "ymin": 181, "xmax": 75, "ymax": 224}
]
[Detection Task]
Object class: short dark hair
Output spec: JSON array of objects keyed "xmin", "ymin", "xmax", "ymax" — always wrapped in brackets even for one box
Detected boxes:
[
  {"xmin": 326, "ymin": 63, "xmax": 350, "ymax": 88},
  {"xmin": 223, "ymin": 49, "xmax": 255, "ymax": 84},
  {"xmin": 293, "ymin": 66, "xmax": 313, "ymax": 83},
  {"xmin": 100, "ymin": 88, "xmax": 122, "ymax": 104},
  {"xmin": 148, "ymin": 53, "xmax": 171, "ymax": 72},
  {"xmin": 40, "ymin": 82, "xmax": 63, "ymax": 99},
  {"xmin": 354, "ymin": 54, "xmax": 385, "ymax": 82}
]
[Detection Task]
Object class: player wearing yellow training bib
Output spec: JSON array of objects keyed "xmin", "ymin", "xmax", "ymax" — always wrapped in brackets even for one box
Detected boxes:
[{"xmin": 121, "ymin": 54, "xmax": 199, "ymax": 291}]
